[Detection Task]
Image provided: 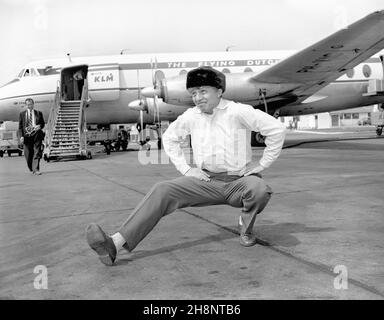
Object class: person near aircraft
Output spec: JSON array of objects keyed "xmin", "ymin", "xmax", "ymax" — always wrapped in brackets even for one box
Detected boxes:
[
  {"xmin": 85, "ymin": 67, "xmax": 286, "ymax": 266},
  {"xmin": 18, "ymin": 98, "xmax": 45, "ymax": 175}
]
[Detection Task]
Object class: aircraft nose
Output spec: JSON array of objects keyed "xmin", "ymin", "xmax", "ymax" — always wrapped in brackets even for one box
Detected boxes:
[
  {"xmin": 141, "ymin": 86, "xmax": 161, "ymax": 98},
  {"xmin": 0, "ymin": 87, "xmax": 16, "ymax": 121}
]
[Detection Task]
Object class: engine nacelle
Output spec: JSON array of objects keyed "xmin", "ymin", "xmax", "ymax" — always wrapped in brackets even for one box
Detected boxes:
[
  {"xmin": 143, "ymin": 73, "xmax": 300, "ymax": 107},
  {"xmin": 128, "ymin": 97, "xmax": 189, "ymax": 121}
]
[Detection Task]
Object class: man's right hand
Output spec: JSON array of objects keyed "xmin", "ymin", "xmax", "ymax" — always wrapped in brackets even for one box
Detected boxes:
[
  {"xmin": 184, "ymin": 168, "xmax": 210, "ymax": 181},
  {"xmin": 20, "ymin": 137, "xmax": 24, "ymax": 144}
]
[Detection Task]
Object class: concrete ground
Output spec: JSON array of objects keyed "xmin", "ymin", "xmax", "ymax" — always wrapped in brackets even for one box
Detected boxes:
[{"xmin": 0, "ymin": 127, "xmax": 383, "ymax": 299}]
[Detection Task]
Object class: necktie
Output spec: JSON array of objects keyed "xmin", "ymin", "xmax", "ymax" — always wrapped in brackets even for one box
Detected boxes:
[{"xmin": 27, "ymin": 111, "xmax": 32, "ymax": 127}]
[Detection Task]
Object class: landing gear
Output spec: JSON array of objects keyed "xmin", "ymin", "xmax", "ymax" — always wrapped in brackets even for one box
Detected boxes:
[
  {"xmin": 103, "ymin": 140, "xmax": 112, "ymax": 155},
  {"xmin": 251, "ymin": 131, "xmax": 266, "ymax": 146},
  {"xmin": 136, "ymin": 121, "xmax": 163, "ymax": 150},
  {"xmin": 376, "ymin": 125, "xmax": 383, "ymax": 136}
]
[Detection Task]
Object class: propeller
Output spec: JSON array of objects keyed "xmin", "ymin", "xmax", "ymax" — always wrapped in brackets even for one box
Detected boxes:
[
  {"xmin": 137, "ymin": 69, "xmax": 145, "ymax": 144},
  {"xmin": 150, "ymin": 57, "xmax": 164, "ymax": 148},
  {"xmin": 379, "ymin": 55, "xmax": 384, "ymax": 112}
]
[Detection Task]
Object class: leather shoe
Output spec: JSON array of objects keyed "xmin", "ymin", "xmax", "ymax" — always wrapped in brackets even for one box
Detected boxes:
[
  {"xmin": 238, "ymin": 216, "xmax": 258, "ymax": 247},
  {"xmin": 86, "ymin": 223, "xmax": 117, "ymax": 266}
]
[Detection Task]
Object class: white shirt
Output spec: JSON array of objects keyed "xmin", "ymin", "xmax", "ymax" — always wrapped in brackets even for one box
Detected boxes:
[{"xmin": 162, "ymin": 99, "xmax": 286, "ymax": 175}]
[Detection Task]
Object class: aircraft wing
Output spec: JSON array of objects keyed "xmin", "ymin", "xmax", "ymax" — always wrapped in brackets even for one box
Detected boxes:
[{"xmin": 252, "ymin": 10, "xmax": 384, "ymax": 102}]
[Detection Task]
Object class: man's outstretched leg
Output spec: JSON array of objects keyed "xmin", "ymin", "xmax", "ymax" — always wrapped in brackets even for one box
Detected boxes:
[{"xmin": 86, "ymin": 176, "xmax": 226, "ymax": 265}]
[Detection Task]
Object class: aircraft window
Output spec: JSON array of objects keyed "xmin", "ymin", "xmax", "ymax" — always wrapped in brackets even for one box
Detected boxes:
[
  {"xmin": 244, "ymin": 67, "xmax": 253, "ymax": 72},
  {"xmin": 36, "ymin": 67, "xmax": 60, "ymax": 76},
  {"xmin": 362, "ymin": 64, "xmax": 372, "ymax": 78},
  {"xmin": 30, "ymin": 69, "xmax": 38, "ymax": 76},
  {"xmin": 179, "ymin": 69, "xmax": 187, "ymax": 75},
  {"xmin": 17, "ymin": 69, "xmax": 25, "ymax": 78},
  {"xmin": 346, "ymin": 68, "xmax": 354, "ymax": 78},
  {"xmin": 222, "ymin": 68, "xmax": 230, "ymax": 73}
]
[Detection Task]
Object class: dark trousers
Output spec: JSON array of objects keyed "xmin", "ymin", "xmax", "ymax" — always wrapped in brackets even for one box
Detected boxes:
[
  {"xmin": 23, "ymin": 134, "xmax": 43, "ymax": 172},
  {"xmin": 119, "ymin": 173, "xmax": 273, "ymax": 251}
]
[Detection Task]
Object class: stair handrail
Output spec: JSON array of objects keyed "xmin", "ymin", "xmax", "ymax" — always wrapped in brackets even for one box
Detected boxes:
[
  {"xmin": 44, "ymin": 80, "xmax": 61, "ymax": 156},
  {"xmin": 78, "ymin": 80, "xmax": 88, "ymax": 155}
]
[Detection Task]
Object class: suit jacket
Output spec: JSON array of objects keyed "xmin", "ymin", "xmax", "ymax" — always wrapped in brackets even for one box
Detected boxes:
[{"xmin": 18, "ymin": 109, "xmax": 45, "ymax": 139}]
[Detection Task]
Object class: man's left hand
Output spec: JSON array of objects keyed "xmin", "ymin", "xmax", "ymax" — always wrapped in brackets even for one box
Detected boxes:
[{"xmin": 243, "ymin": 164, "xmax": 264, "ymax": 177}]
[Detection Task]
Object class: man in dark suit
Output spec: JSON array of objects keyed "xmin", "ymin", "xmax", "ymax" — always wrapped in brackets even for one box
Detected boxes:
[{"xmin": 18, "ymin": 98, "xmax": 45, "ymax": 175}]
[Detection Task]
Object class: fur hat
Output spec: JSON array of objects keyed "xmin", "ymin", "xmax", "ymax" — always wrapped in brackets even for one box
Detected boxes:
[{"xmin": 186, "ymin": 67, "xmax": 226, "ymax": 92}]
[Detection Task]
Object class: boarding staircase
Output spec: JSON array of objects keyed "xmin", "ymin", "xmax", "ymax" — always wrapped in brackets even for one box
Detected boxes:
[{"xmin": 43, "ymin": 76, "xmax": 91, "ymax": 161}]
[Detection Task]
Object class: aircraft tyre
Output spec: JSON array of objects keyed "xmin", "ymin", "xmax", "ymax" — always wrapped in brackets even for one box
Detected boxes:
[
  {"xmin": 251, "ymin": 131, "xmax": 266, "ymax": 146},
  {"xmin": 104, "ymin": 141, "xmax": 112, "ymax": 155}
]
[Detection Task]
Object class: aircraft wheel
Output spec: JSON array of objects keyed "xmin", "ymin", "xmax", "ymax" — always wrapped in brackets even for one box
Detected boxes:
[
  {"xmin": 0, "ymin": 151, "xmax": 3, "ymax": 157},
  {"xmin": 157, "ymin": 138, "xmax": 162, "ymax": 150},
  {"xmin": 251, "ymin": 131, "xmax": 266, "ymax": 146},
  {"xmin": 7, "ymin": 151, "xmax": 11, "ymax": 157},
  {"xmin": 377, "ymin": 127, "xmax": 383, "ymax": 136}
]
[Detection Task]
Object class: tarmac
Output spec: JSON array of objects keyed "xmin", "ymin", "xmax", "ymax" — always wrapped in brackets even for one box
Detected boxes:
[{"xmin": 0, "ymin": 126, "xmax": 383, "ymax": 300}]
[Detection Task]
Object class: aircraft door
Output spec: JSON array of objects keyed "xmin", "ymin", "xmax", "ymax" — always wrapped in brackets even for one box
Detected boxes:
[
  {"xmin": 61, "ymin": 65, "xmax": 88, "ymax": 101},
  {"xmin": 88, "ymin": 64, "xmax": 120, "ymax": 101}
]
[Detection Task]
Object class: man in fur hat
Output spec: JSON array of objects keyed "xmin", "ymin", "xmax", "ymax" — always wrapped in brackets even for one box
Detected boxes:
[{"xmin": 86, "ymin": 67, "xmax": 286, "ymax": 266}]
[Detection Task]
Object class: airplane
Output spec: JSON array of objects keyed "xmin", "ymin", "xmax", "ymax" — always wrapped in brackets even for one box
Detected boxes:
[{"xmin": 0, "ymin": 10, "xmax": 383, "ymax": 146}]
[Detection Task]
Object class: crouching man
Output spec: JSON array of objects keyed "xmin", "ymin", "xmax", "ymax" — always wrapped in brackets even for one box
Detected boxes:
[{"xmin": 86, "ymin": 66, "xmax": 286, "ymax": 265}]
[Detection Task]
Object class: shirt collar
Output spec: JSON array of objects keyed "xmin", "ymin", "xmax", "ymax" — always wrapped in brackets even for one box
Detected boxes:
[{"xmin": 193, "ymin": 98, "xmax": 230, "ymax": 114}]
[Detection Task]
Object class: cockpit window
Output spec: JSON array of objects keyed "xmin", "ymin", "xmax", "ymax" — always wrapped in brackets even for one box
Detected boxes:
[
  {"xmin": 37, "ymin": 67, "xmax": 60, "ymax": 76},
  {"xmin": 17, "ymin": 68, "xmax": 43, "ymax": 78},
  {"xmin": 18, "ymin": 69, "xmax": 25, "ymax": 78},
  {"xmin": 19, "ymin": 68, "xmax": 39, "ymax": 77}
]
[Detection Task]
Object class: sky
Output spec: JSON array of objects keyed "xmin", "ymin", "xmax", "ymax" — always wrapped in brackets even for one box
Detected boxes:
[{"xmin": 0, "ymin": 0, "xmax": 383, "ymax": 85}]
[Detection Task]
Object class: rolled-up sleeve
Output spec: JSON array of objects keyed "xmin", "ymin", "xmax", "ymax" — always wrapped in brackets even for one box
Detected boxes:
[
  {"xmin": 162, "ymin": 111, "xmax": 192, "ymax": 175},
  {"xmin": 237, "ymin": 105, "xmax": 286, "ymax": 168}
]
